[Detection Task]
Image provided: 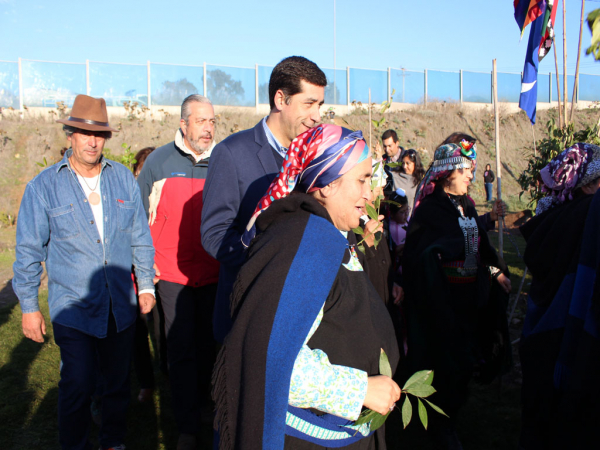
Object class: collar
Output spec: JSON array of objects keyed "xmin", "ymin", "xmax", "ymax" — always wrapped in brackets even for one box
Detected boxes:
[
  {"xmin": 389, "ymin": 151, "xmax": 401, "ymax": 163},
  {"xmin": 174, "ymin": 129, "xmax": 214, "ymax": 162},
  {"xmin": 56, "ymin": 148, "xmax": 113, "ymax": 173},
  {"xmin": 262, "ymin": 116, "xmax": 288, "ymax": 159}
]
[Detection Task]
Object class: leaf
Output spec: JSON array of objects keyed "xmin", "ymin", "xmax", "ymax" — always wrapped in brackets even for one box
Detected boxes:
[
  {"xmin": 379, "ymin": 349, "xmax": 392, "ymax": 378},
  {"xmin": 352, "ymin": 226, "xmax": 364, "ymax": 236},
  {"xmin": 357, "ymin": 244, "xmax": 366, "ymax": 255},
  {"xmin": 372, "ymin": 161, "xmax": 381, "ymax": 173},
  {"xmin": 374, "ymin": 196, "xmax": 381, "ymax": 211},
  {"xmin": 373, "ymin": 231, "xmax": 382, "ymax": 250},
  {"xmin": 353, "ymin": 409, "xmax": 379, "ymax": 426},
  {"xmin": 369, "ymin": 410, "xmax": 390, "ymax": 432},
  {"xmin": 402, "ymin": 370, "xmax": 434, "ymax": 391},
  {"xmin": 36, "ymin": 162, "xmax": 44, "ymax": 167},
  {"xmin": 404, "ymin": 384, "xmax": 436, "ymax": 398},
  {"xmin": 365, "ymin": 204, "xmax": 379, "ymax": 221},
  {"xmin": 386, "ymin": 162, "xmax": 402, "ymax": 168},
  {"xmin": 401, "ymin": 395, "xmax": 412, "ymax": 429},
  {"xmin": 417, "ymin": 398, "xmax": 428, "ymax": 430},
  {"xmin": 424, "ymin": 399, "xmax": 449, "ymax": 418}
]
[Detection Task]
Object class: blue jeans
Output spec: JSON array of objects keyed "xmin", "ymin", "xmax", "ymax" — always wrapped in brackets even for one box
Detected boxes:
[
  {"xmin": 485, "ymin": 183, "xmax": 494, "ymax": 202},
  {"xmin": 53, "ymin": 309, "xmax": 135, "ymax": 450}
]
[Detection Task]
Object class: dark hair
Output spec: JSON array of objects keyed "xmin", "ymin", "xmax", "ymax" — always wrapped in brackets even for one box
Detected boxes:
[
  {"xmin": 63, "ymin": 124, "xmax": 112, "ymax": 140},
  {"xmin": 268, "ymin": 56, "xmax": 327, "ymax": 110},
  {"xmin": 389, "ymin": 191, "xmax": 409, "ymax": 215},
  {"xmin": 132, "ymin": 147, "xmax": 156, "ymax": 175},
  {"xmin": 401, "ymin": 149, "xmax": 425, "ymax": 187},
  {"xmin": 439, "ymin": 132, "xmax": 476, "ymax": 148},
  {"xmin": 485, "ymin": 164, "xmax": 491, "ymax": 170},
  {"xmin": 381, "ymin": 129, "xmax": 399, "ymax": 143}
]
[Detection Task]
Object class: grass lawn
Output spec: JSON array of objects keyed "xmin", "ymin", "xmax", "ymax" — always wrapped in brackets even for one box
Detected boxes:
[{"xmin": 0, "ymin": 223, "xmax": 528, "ymax": 449}]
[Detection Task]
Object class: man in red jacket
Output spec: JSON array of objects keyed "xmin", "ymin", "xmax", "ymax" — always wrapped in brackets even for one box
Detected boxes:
[{"xmin": 137, "ymin": 94, "xmax": 219, "ymax": 450}]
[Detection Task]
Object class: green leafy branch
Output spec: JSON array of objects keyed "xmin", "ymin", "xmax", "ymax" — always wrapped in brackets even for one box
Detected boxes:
[
  {"xmin": 354, "ymin": 351, "xmax": 447, "ymax": 433},
  {"xmin": 586, "ymin": 9, "xmax": 600, "ymax": 60},
  {"xmin": 352, "ymin": 161, "xmax": 384, "ymax": 254}
]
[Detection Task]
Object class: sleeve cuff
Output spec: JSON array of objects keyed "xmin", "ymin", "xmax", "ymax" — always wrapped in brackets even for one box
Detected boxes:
[{"xmin": 138, "ymin": 289, "xmax": 155, "ymax": 297}]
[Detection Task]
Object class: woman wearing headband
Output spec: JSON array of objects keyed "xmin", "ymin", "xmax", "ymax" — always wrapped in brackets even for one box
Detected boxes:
[
  {"xmin": 213, "ymin": 124, "xmax": 400, "ymax": 450},
  {"xmin": 518, "ymin": 143, "xmax": 600, "ymax": 450},
  {"xmin": 402, "ymin": 137, "xmax": 511, "ymax": 448}
]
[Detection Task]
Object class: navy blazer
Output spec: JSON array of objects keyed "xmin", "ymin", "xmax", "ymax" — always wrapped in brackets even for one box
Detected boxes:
[{"xmin": 201, "ymin": 120, "xmax": 281, "ymax": 341}]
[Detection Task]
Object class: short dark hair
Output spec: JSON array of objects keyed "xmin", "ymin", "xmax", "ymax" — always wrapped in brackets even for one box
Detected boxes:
[
  {"xmin": 268, "ymin": 56, "xmax": 327, "ymax": 110},
  {"xmin": 63, "ymin": 124, "xmax": 112, "ymax": 140},
  {"xmin": 132, "ymin": 147, "xmax": 156, "ymax": 175},
  {"xmin": 381, "ymin": 129, "xmax": 399, "ymax": 143}
]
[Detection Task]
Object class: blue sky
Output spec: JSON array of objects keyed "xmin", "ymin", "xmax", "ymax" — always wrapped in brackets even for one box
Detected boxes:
[{"xmin": 2, "ymin": 0, "xmax": 600, "ymax": 75}]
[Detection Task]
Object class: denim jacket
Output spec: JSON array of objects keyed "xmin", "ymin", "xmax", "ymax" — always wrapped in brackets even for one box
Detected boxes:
[{"xmin": 12, "ymin": 150, "xmax": 155, "ymax": 338}]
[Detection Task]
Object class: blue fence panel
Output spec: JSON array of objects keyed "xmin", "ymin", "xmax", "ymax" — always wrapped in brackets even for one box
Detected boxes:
[
  {"xmin": 427, "ymin": 70, "xmax": 460, "ymax": 102},
  {"xmin": 206, "ymin": 65, "xmax": 255, "ymax": 107},
  {"xmin": 151, "ymin": 63, "xmax": 203, "ymax": 106},
  {"xmin": 391, "ymin": 69, "xmax": 424, "ymax": 104},
  {"xmin": 349, "ymin": 68, "xmax": 387, "ymax": 104},
  {"xmin": 537, "ymin": 73, "xmax": 551, "ymax": 103},
  {"xmin": 551, "ymin": 74, "xmax": 575, "ymax": 102},
  {"xmin": 579, "ymin": 74, "xmax": 600, "ymax": 102},
  {"xmin": 322, "ymin": 68, "xmax": 347, "ymax": 105},
  {"xmin": 89, "ymin": 62, "xmax": 147, "ymax": 106},
  {"xmin": 22, "ymin": 60, "xmax": 85, "ymax": 107},
  {"xmin": 0, "ymin": 61, "xmax": 19, "ymax": 108},
  {"xmin": 462, "ymin": 71, "xmax": 491, "ymax": 103},
  {"xmin": 257, "ymin": 65, "xmax": 273, "ymax": 105},
  {"xmin": 497, "ymin": 72, "xmax": 521, "ymax": 103}
]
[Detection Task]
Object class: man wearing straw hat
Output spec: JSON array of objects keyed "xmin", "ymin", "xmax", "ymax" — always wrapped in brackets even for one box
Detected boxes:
[{"xmin": 12, "ymin": 94, "xmax": 156, "ymax": 450}]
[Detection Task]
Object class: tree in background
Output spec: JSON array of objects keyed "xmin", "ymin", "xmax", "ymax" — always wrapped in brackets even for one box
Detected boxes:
[
  {"xmin": 206, "ymin": 69, "xmax": 246, "ymax": 106},
  {"xmin": 153, "ymin": 78, "xmax": 199, "ymax": 106}
]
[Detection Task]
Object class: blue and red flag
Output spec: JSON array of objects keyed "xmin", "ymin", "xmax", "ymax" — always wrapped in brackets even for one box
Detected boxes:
[{"xmin": 515, "ymin": 0, "xmax": 558, "ymax": 124}]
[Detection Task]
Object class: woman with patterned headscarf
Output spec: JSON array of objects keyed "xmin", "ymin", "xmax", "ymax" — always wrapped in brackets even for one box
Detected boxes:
[
  {"xmin": 402, "ymin": 137, "xmax": 511, "ymax": 449},
  {"xmin": 518, "ymin": 143, "xmax": 600, "ymax": 450},
  {"xmin": 213, "ymin": 124, "xmax": 400, "ymax": 450}
]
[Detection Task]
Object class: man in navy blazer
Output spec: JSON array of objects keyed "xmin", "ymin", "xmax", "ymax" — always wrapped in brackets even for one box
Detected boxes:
[{"xmin": 201, "ymin": 56, "xmax": 327, "ymax": 341}]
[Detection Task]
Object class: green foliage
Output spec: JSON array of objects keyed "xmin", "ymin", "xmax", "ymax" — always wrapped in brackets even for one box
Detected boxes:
[
  {"xmin": 102, "ymin": 143, "xmax": 137, "ymax": 173},
  {"xmin": 518, "ymin": 118, "xmax": 600, "ymax": 209},
  {"xmin": 586, "ymin": 9, "xmax": 600, "ymax": 60}
]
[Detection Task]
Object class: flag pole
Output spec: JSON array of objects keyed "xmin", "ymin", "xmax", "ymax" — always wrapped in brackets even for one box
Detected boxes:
[
  {"xmin": 553, "ymin": 36, "xmax": 563, "ymax": 128},
  {"xmin": 570, "ymin": 0, "xmax": 586, "ymax": 122},
  {"xmin": 562, "ymin": 0, "xmax": 568, "ymax": 125},
  {"xmin": 368, "ymin": 88, "xmax": 372, "ymax": 151},
  {"xmin": 493, "ymin": 59, "xmax": 503, "ymax": 258}
]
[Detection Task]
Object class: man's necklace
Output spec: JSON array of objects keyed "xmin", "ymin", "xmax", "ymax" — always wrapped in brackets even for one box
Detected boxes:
[{"xmin": 72, "ymin": 162, "xmax": 101, "ymax": 205}]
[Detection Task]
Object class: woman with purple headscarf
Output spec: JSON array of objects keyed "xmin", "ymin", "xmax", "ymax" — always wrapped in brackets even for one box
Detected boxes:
[
  {"xmin": 519, "ymin": 143, "xmax": 600, "ymax": 450},
  {"xmin": 213, "ymin": 124, "xmax": 400, "ymax": 450}
]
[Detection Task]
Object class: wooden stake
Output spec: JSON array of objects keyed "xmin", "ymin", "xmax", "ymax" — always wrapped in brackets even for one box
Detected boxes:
[
  {"xmin": 553, "ymin": 37, "xmax": 563, "ymax": 128},
  {"xmin": 368, "ymin": 88, "xmax": 372, "ymax": 151},
  {"xmin": 563, "ymin": 0, "xmax": 568, "ymax": 125},
  {"xmin": 492, "ymin": 59, "xmax": 503, "ymax": 258},
  {"xmin": 570, "ymin": 0, "xmax": 586, "ymax": 122},
  {"xmin": 531, "ymin": 123, "xmax": 537, "ymax": 158}
]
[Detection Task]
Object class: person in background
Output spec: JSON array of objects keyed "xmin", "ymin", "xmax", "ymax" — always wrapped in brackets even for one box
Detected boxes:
[
  {"xmin": 130, "ymin": 146, "xmax": 159, "ymax": 404},
  {"xmin": 518, "ymin": 143, "xmax": 600, "ymax": 450},
  {"xmin": 404, "ymin": 138, "xmax": 511, "ymax": 449},
  {"xmin": 13, "ymin": 94, "xmax": 155, "ymax": 450},
  {"xmin": 483, "ymin": 163, "xmax": 495, "ymax": 202},
  {"xmin": 391, "ymin": 148, "xmax": 425, "ymax": 212},
  {"xmin": 381, "ymin": 129, "xmax": 404, "ymax": 196},
  {"xmin": 201, "ymin": 56, "xmax": 327, "ymax": 342},
  {"xmin": 439, "ymin": 132, "xmax": 506, "ymax": 232},
  {"xmin": 137, "ymin": 95, "xmax": 220, "ymax": 449}
]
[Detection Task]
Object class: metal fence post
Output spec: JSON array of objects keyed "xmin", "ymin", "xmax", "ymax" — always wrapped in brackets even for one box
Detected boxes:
[
  {"xmin": 347, "ymin": 67, "xmax": 350, "ymax": 108},
  {"xmin": 424, "ymin": 69, "xmax": 427, "ymax": 106},
  {"xmin": 255, "ymin": 64, "xmax": 259, "ymax": 112},
  {"xmin": 459, "ymin": 69, "xmax": 463, "ymax": 104},
  {"xmin": 387, "ymin": 67, "xmax": 391, "ymax": 103},
  {"xmin": 86, "ymin": 60, "xmax": 90, "ymax": 96},
  {"xmin": 203, "ymin": 62, "xmax": 207, "ymax": 97},
  {"xmin": 147, "ymin": 61, "xmax": 151, "ymax": 108},
  {"xmin": 18, "ymin": 57, "xmax": 23, "ymax": 114}
]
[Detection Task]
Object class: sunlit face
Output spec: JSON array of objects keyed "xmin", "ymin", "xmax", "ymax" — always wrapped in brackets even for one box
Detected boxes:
[
  {"xmin": 445, "ymin": 167, "xmax": 473, "ymax": 196},
  {"xmin": 180, "ymin": 102, "xmax": 216, "ymax": 155},
  {"xmin": 402, "ymin": 156, "xmax": 415, "ymax": 175},
  {"xmin": 322, "ymin": 158, "xmax": 373, "ymax": 231},
  {"xmin": 383, "ymin": 137, "xmax": 400, "ymax": 158},
  {"xmin": 67, "ymin": 130, "xmax": 107, "ymax": 170},
  {"xmin": 278, "ymin": 80, "xmax": 324, "ymax": 146}
]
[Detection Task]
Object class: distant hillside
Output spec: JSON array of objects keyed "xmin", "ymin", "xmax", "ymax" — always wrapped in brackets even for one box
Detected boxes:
[{"xmin": 0, "ymin": 102, "xmax": 598, "ymax": 223}]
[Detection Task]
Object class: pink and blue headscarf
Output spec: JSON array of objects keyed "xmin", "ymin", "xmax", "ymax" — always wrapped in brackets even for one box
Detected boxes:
[{"xmin": 242, "ymin": 124, "xmax": 370, "ymax": 247}]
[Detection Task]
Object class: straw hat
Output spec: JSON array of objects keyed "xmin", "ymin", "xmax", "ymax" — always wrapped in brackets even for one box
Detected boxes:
[{"xmin": 56, "ymin": 94, "xmax": 118, "ymax": 132}]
